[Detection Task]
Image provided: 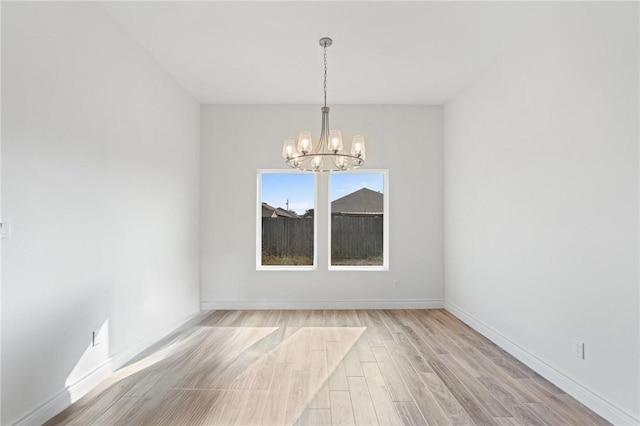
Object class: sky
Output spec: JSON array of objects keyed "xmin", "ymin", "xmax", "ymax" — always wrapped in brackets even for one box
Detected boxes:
[
  {"xmin": 330, "ymin": 173, "xmax": 384, "ymax": 201},
  {"xmin": 261, "ymin": 172, "xmax": 384, "ymax": 214},
  {"xmin": 261, "ymin": 173, "xmax": 315, "ymax": 214}
]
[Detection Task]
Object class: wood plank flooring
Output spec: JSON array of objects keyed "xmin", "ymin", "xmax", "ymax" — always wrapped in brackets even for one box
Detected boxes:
[{"xmin": 46, "ymin": 310, "xmax": 608, "ymax": 425}]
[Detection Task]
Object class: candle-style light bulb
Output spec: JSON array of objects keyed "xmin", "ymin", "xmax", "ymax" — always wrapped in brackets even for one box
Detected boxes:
[
  {"xmin": 282, "ymin": 139, "xmax": 297, "ymax": 160},
  {"xmin": 351, "ymin": 135, "xmax": 366, "ymax": 160},
  {"xmin": 329, "ymin": 130, "xmax": 343, "ymax": 153},
  {"xmin": 312, "ymin": 156, "xmax": 322, "ymax": 170},
  {"xmin": 298, "ymin": 131, "xmax": 313, "ymax": 154}
]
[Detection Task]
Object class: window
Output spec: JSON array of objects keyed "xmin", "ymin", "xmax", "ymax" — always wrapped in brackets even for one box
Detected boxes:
[
  {"xmin": 257, "ymin": 170, "xmax": 317, "ymax": 270},
  {"xmin": 329, "ymin": 170, "xmax": 389, "ymax": 270}
]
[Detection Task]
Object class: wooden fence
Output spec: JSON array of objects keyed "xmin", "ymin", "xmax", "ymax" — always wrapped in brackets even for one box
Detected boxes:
[
  {"xmin": 331, "ymin": 215, "xmax": 383, "ymax": 260},
  {"xmin": 262, "ymin": 217, "xmax": 314, "ymax": 258},
  {"xmin": 261, "ymin": 215, "xmax": 383, "ymax": 260}
]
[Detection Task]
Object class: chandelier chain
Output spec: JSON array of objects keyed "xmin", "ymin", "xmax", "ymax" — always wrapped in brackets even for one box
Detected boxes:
[{"xmin": 323, "ymin": 45, "xmax": 328, "ymax": 107}]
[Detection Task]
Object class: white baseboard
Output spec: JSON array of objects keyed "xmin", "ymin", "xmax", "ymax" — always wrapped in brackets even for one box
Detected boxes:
[
  {"xmin": 12, "ymin": 311, "xmax": 203, "ymax": 426},
  {"xmin": 445, "ymin": 302, "xmax": 639, "ymax": 426},
  {"xmin": 13, "ymin": 361, "xmax": 112, "ymax": 426},
  {"xmin": 201, "ymin": 299, "xmax": 444, "ymax": 310}
]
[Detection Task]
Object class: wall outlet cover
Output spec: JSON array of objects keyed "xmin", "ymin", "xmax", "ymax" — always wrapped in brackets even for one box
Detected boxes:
[
  {"xmin": 573, "ymin": 340, "xmax": 585, "ymax": 359},
  {"xmin": 0, "ymin": 217, "xmax": 11, "ymax": 239}
]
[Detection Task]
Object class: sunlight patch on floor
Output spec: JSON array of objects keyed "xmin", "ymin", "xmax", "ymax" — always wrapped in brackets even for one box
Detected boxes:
[{"xmin": 207, "ymin": 327, "xmax": 366, "ymax": 425}]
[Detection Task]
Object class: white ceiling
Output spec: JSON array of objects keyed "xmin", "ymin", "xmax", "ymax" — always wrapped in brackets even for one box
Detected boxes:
[{"xmin": 102, "ymin": 1, "xmax": 552, "ymax": 105}]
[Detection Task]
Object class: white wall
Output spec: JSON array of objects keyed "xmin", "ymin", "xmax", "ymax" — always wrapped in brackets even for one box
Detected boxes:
[
  {"xmin": 444, "ymin": 2, "xmax": 639, "ymax": 424},
  {"xmin": 1, "ymin": 3, "xmax": 200, "ymax": 424},
  {"xmin": 201, "ymin": 105, "xmax": 443, "ymax": 308}
]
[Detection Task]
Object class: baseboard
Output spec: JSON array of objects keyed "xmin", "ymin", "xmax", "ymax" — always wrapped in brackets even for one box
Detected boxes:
[
  {"xmin": 201, "ymin": 299, "xmax": 444, "ymax": 310},
  {"xmin": 12, "ymin": 360, "xmax": 112, "ymax": 426},
  {"xmin": 11, "ymin": 311, "xmax": 203, "ymax": 426},
  {"xmin": 445, "ymin": 302, "xmax": 639, "ymax": 426}
]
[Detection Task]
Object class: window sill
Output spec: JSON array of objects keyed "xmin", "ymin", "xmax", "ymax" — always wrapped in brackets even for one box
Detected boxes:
[
  {"xmin": 257, "ymin": 265, "xmax": 317, "ymax": 271},
  {"xmin": 328, "ymin": 265, "xmax": 389, "ymax": 272}
]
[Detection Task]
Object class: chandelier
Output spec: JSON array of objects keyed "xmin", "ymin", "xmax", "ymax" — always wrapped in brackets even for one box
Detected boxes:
[{"xmin": 282, "ymin": 37, "xmax": 366, "ymax": 172}]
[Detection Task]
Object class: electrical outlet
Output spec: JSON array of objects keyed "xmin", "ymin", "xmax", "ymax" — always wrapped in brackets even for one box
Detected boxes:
[
  {"xmin": 573, "ymin": 341, "xmax": 585, "ymax": 359},
  {"xmin": 393, "ymin": 280, "xmax": 400, "ymax": 288},
  {"xmin": 0, "ymin": 218, "xmax": 11, "ymax": 239},
  {"xmin": 92, "ymin": 330, "xmax": 103, "ymax": 347}
]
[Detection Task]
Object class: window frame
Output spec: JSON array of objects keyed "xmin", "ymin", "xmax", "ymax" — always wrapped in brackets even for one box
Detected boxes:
[
  {"xmin": 328, "ymin": 169, "xmax": 389, "ymax": 271},
  {"xmin": 256, "ymin": 169, "xmax": 318, "ymax": 271}
]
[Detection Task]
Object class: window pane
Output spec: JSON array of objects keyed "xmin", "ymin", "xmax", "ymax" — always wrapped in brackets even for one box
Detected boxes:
[
  {"xmin": 259, "ymin": 172, "xmax": 315, "ymax": 268},
  {"xmin": 330, "ymin": 172, "xmax": 387, "ymax": 268}
]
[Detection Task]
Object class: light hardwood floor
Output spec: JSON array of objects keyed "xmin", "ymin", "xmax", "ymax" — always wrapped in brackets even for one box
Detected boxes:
[{"xmin": 46, "ymin": 310, "xmax": 608, "ymax": 425}]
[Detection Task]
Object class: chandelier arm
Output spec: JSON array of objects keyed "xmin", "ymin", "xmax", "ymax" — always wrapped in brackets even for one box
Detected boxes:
[
  {"xmin": 288, "ymin": 153, "xmax": 363, "ymax": 160},
  {"xmin": 285, "ymin": 153, "xmax": 364, "ymax": 172},
  {"xmin": 329, "ymin": 154, "xmax": 339, "ymax": 170},
  {"xmin": 321, "ymin": 107, "xmax": 330, "ymax": 147}
]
